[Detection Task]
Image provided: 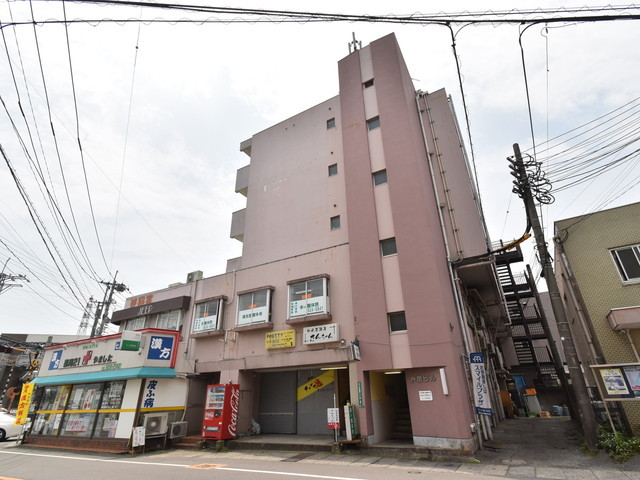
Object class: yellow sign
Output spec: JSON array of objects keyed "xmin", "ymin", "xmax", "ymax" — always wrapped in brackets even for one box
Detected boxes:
[
  {"xmin": 14, "ymin": 382, "xmax": 35, "ymax": 425},
  {"xmin": 265, "ymin": 329, "xmax": 296, "ymax": 349},
  {"xmin": 297, "ymin": 370, "xmax": 335, "ymax": 401}
]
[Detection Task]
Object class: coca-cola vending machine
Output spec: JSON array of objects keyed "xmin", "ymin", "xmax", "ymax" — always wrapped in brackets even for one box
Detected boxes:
[{"xmin": 202, "ymin": 384, "xmax": 240, "ymax": 440}]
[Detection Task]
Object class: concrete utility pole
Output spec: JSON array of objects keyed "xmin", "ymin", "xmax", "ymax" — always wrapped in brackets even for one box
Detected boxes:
[
  {"xmin": 509, "ymin": 143, "xmax": 599, "ymax": 450},
  {"xmin": 90, "ymin": 272, "xmax": 127, "ymax": 338}
]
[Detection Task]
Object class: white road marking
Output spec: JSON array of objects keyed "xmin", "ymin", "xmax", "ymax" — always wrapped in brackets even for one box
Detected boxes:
[{"xmin": 0, "ymin": 451, "xmax": 365, "ymax": 480}]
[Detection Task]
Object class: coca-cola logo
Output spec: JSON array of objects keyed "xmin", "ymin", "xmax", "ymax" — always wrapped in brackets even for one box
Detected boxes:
[{"xmin": 227, "ymin": 387, "xmax": 240, "ymax": 437}]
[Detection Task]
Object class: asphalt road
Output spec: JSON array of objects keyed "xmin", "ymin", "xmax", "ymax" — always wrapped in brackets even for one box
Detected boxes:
[{"xmin": 0, "ymin": 442, "xmax": 500, "ymax": 480}]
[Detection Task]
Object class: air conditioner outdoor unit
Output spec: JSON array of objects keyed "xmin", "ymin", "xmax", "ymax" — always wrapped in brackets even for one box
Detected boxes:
[
  {"xmin": 169, "ymin": 421, "xmax": 188, "ymax": 439},
  {"xmin": 143, "ymin": 413, "xmax": 168, "ymax": 436}
]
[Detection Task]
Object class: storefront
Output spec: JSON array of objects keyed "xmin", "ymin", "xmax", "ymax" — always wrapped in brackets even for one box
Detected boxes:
[{"xmin": 25, "ymin": 329, "xmax": 185, "ymax": 451}]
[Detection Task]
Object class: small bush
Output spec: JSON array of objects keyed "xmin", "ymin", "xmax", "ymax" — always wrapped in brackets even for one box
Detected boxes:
[{"xmin": 597, "ymin": 429, "xmax": 640, "ymax": 462}]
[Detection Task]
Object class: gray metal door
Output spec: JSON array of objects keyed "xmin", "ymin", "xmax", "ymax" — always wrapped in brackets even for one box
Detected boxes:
[{"xmin": 258, "ymin": 372, "xmax": 297, "ymax": 433}]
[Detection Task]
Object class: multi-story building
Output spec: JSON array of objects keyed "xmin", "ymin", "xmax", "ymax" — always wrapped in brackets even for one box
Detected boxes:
[
  {"xmin": 555, "ymin": 202, "xmax": 640, "ymax": 435},
  {"xmin": 25, "ymin": 33, "xmax": 509, "ymax": 455}
]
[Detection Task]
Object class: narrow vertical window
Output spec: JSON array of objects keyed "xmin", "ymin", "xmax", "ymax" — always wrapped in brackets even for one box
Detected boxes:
[
  {"xmin": 330, "ymin": 216, "xmax": 341, "ymax": 230},
  {"xmin": 328, "ymin": 163, "xmax": 338, "ymax": 176},
  {"xmin": 327, "ymin": 117, "xmax": 336, "ymax": 129}
]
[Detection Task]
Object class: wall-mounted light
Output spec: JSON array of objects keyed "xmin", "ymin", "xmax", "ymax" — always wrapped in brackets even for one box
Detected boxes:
[
  {"xmin": 439, "ymin": 367, "xmax": 449, "ymax": 395},
  {"xmin": 320, "ymin": 366, "xmax": 348, "ymax": 371},
  {"xmin": 384, "ymin": 370, "xmax": 403, "ymax": 375}
]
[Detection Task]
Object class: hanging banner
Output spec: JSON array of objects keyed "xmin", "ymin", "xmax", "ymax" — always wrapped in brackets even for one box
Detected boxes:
[
  {"xmin": 14, "ymin": 382, "xmax": 35, "ymax": 426},
  {"xmin": 470, "ymin": 353, "xmax": 493, "ymax": 416}
]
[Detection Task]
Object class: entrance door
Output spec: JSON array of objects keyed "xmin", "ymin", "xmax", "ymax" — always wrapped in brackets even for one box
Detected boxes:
[
  {"xmin": 296, "ymin": 369, "xmax": 336, "ymax": 435},
  {"xmin": 258, "ymin": 372, "xmax": 297, "ymax": 433}
]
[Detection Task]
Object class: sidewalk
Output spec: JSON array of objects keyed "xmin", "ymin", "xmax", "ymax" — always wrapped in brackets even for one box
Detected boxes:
[{"xmin": 216, "ymin": 417, "xmax": 640, "ymax": 479}]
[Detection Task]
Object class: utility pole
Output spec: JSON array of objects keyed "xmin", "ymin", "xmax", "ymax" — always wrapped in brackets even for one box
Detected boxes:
[
  {"xmin": 77, "ymin": 297, "xmax": 96, "ymax": 336},
  {"xmin": 90, "ymin": 272, "xmax": 127, "ymax": 338},
  {"xmin": 509, "ymin": 143, "xmax": 599, "ymax": 450},
  {"xmin": 0, "ymin": 259, "xmax": 28, "ymax": 295}
]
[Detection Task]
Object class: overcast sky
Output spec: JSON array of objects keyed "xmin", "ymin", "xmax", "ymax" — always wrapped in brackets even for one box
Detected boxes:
[{"xmin": 1, "ymin": 1, "xmax": 639, "ymax": 336}]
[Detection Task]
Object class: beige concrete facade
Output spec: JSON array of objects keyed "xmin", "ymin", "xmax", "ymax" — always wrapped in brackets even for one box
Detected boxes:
[{"xmin": 555, "ymin": 202, "xmax": 640, "ymax": 434}]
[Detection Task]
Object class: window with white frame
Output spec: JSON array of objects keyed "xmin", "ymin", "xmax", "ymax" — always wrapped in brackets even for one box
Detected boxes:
[
  {"xmin": 193, "ymin": 299, "xmax": 223, "ymax": 333},
  {"xmin": 611, "ymin": 244, "xmax": 640, "ymax": 282},
  {"xmin": 237, "ymin": 289, "xmax": 271, "ymax": 326},
  {"xmin": 288, "ymin": 277, "xmax": 329, "ymax": 318},
  {"xmin": 124, "ymin": 316, "xmax": 145, "ymax": 331},
  {"xmin": 380, "ymin": 237, "xmax": 398, "ymax": 256},
  {"xmin": 156, "ymin": 309, "xmax": 181, "ymax": 330}
]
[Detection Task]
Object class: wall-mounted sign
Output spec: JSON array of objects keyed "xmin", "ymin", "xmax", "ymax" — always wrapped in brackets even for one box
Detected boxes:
[
  {"xmin": 470, "ymin": 352, "xmax": 493, "ymax": 416},
  {"xmin": 592, "ymin": 363, "xmax": 640, "ymax": 401},
  {"xmin": 290, "ymin": 297, "xmax": 326, "ymax": 317},
  {"xmin": 419, "ymin": 390, "xmax": 433, "ymax": 401},
  {"xmin": 303, "ymin": 324, "xmax": 339, "ymax": 345},
  {"xmin": 297, "ymin": 370, "xmax": 335, "ymax": 401},
  {"xmin": 120, "ymin": 331, "xmax": 142, "ymax": 351},
  {"xmin": 147, "ymin": 336, "xmax": 174, "ymax": 360},
  {"xmin": 265, "ymin": 330, "xmax": 295, "ymax": 349}
]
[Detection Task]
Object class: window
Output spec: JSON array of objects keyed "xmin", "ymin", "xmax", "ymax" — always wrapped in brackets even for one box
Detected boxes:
[
  {"xmin": 327, "ymin": 117, "xmax": 336, "ymax": 129},
  {"xmin": 380, "ymin": 237, "xmax": 397, "ymax": 256},
  {"xmin": 193, "ymin": 299, "xmax": 223, "ymax": 333},
  {"xmin": 328, "ymin": 163, "xmax": 338, "ymax": 176},
  {"xmin": 611, "ymin": 244, "xmax": 640, "ymax": 282},
  {"xmin": 289, "ymin": 277, "xmax": 329, "ymax": 318},
  {"xmin": 372, "ymin": 169, "xmax": 387, "ymax": 186},
  {"xmin": 363, "ymin": 79, "xmax": 374, "ymax": 88},
  {"xmin": 60, "ymin": 383, "xmax": 102, "ymax": 437},
  {"xmin": 389, "ymin": 312, "xmax": 407, "ymax": 332},
  {"xmin": 125, "ymin": 316, "xmax": 145, "ymax": 331},
  {"xmin": 237, "ymin": 289, "xmax": 271, "ymax": 326},
  {"xmin": 156, "ymin": 310, "xmax": 181, "ymax": 330},
  {"xmin": 367, "ymin": 116, "xmax": 380, "ymax": 131},
  {"xmin": 330, "ymin": 215, "xmax": 341, "ymax": 230}
]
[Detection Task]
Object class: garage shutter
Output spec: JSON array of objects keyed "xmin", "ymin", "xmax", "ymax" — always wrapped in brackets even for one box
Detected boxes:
[{"xmin": 258, "ymin": 372, "xmax": 296, "ymax": 433}]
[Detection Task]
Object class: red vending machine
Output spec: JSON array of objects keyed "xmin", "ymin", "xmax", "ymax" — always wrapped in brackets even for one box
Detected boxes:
[{"xmin": 202, "ymin": 384, "xmax": 240, "ymax": 440}]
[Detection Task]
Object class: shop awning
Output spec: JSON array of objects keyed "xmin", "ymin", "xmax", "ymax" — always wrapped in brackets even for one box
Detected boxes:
[{"xmin": 32, "ymin": 367, "xmax": 176, "ymax": 386}]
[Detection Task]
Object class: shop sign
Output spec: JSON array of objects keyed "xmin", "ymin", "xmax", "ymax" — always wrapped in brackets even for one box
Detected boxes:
[
  {"xmin": 344, "ymin": 404, "xmax": 359, "ymax": 440},
  {"xmin": 303, "ymin": 324, "xmax": 339, "ymax": 345},
  {"xmin": 193, "ymin": 314, "xmax": 218, "ymax": 333},
  {"xmin": 49, "ymin": 350, "xmax": 63, "ymax": 370},
  {"xmin": 592, "ymin": 363, "xmax": 640, "ymax": 401},
  {"xmin": 327, "ymin": 407, "xmax": 340, "ymax": 430},
  {"xmin": 357, "ymin": 381, "xmax": 364, "ymax": 407},
  {"xmin": 470, "ymin": 352, "xmax": 493, "ymax": 416},
  {"xmin": 297, "ymin": 370, "xmax": 335, "ymax": 401},
  {"xmin": 238, "ymin": 306, "xmax": 268, "ymax": 324},
  {"xmin": 120, "ymin": 331, "xmax": 141, "ymax": 351},
  {"xmin": 143, "ymin": 380, "xmax": 158, "ymax": 408},
  {"xmin": 14, "ymin": 383, "xmax": 34, "ymax": 426},
  {"xmin": 265, "ymin": 330, "xmax": 295, "ymax": 349},
  {"xmin": 290, "ymin": 297, "xmax": 326, "ymax": 317},
  {"xmin": 147, "ymin": 336, "xmax": 174, "ymax": 360}
]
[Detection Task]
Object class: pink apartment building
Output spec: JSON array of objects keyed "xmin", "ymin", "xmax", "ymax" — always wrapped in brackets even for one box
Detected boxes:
[{"xmin": 32, "ymin": 33, "xmax": 507, "ymax": 455}]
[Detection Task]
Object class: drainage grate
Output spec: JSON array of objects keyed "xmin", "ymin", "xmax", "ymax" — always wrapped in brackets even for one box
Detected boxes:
[{"xmin": 281, "ymin": 453, "xmax": 315, "ymax": 463}]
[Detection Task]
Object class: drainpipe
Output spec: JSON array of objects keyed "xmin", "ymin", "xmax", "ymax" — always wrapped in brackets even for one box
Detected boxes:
[
  {"xmin": 416, "ymin": 91, "xmax": 485, "ymax": 446},
  {"xmin": 622, "ymin": 330, "xmax": 640, "ymax": 363}
]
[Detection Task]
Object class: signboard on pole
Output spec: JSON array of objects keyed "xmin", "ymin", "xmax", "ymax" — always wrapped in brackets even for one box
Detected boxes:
[
  {"xmin": 327, "ymin": 408, "xmax": 340, "ymax": 430},
  {"xmin": 132, "ymin": 426, "xmax": 146, "ymax": 447},
  {"xmin": 470, "ymin": 352, "xmax": 493, "ymax": 416}
]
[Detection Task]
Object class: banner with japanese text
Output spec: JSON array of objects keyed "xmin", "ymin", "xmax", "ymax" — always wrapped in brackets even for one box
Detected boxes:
[
  {"xmin": 470, "ymin": 353, "xmax": 493, "ymax": 416},
  {"xmin": 14, "ymin": 382, "xmax": 35, "ymax": 426}
]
